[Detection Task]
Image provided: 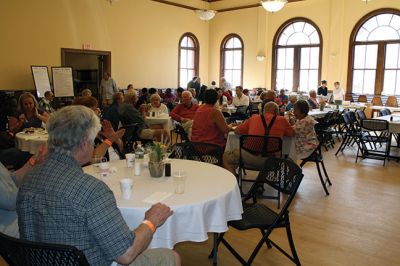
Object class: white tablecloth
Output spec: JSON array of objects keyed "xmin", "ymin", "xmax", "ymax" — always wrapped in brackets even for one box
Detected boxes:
[
  {"xmin": 145, "ymin": 115, "xmax": 174, "ymax": 132},
  {"xmin": 374, "ymin": 114, "xmax": 400, "ymax": 133},
  {"xmin": 225, "ymin": 132, "xmax": 297, "ymax": 160},
  {"xmin": 309, "ymin": 109, "xmax": 330, "ymax": 118},
  {"xmin": 82, "ymin": 159, "xmax": 243, "ymax": 249},
  {"xmin": 15, "ymin": 129, "xmax": 48, "ymax": 154}
]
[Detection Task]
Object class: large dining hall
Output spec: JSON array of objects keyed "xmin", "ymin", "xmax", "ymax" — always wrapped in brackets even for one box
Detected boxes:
[{"xmin": 1, "ymin": 0, "xmax": 400, "ymax": 265}]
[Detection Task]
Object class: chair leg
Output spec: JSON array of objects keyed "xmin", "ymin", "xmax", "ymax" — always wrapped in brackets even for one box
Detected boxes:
[
  {"xmin": 286, "ymin": 219, "xmax": 301, "ymax": 266},
  {"xmin": 208, "ymin": 233, "xmax": 224, "ymax": 260},
  {"xmin": 316, "ymin": 162, "xmax": 330, "ymax": 196},
  {"xmin": 320, "ymin": 161, "xmax": 332, "ymax": 186},
  {"xmin": 260, "ymin": 229, "xmax": 272, "ymax": 249}
]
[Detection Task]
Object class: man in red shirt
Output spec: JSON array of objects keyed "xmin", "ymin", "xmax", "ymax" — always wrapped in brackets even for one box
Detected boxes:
[
  {"xmin": 170, "ymin": 91, "xmax": 199, "ymax": 138},
  {"xmin": 223, "ymin": 102, "xmax": 295, "ymax": 174}
]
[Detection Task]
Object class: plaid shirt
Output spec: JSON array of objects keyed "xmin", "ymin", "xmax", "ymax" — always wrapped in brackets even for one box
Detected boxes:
[
  {"xmin": 17, "ymin": 152, "xmax": 134, "ymax": 266},
  {"xmin": 38, "ymin": 98, "xmax": 55, "ymax": 113}
]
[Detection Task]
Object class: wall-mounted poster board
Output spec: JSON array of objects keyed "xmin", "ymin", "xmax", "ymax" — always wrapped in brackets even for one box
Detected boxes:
[
  {"xmin": 31, "ymin": 66, "xmax": 51, "ymax": 98},
  {"xmin": 52, "ymin": 67, "xmax": 74, "ymax": 97}
]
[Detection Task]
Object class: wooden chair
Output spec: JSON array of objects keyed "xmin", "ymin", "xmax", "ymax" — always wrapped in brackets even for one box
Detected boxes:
[
  {"xmin": 371, "ymin": 96, "xmax": 383, "ymax": 106},
  {"xmin": 357, "ymin": 95, "xmax": 368, "ymax": 103},
  {"xmin": 385, "ymin": 96, "xmax": 398, "ymax": 107}
]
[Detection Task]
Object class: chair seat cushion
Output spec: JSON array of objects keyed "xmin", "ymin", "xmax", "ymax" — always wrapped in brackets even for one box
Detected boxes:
[{"xmin": 228, "ymin": 203, "xmax": 283, "ymax": 230}]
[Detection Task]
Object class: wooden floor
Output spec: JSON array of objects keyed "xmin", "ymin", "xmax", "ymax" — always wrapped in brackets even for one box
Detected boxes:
[
  {"xmin": 175, "ymin": 145, "xmax": 400, "ymax": 266},
  {"xmin": 2, "ymin": 143, "xmax": 400, "ymax": 266}
]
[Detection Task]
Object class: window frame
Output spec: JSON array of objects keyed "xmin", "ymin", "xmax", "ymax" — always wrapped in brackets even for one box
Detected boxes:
[
  {"xmin": 347, "ymin": 8, "xmax": 400, "ymax": 96},
  {"xmin": 271, "ymin": 17, "xmax": 323, "ymax": 92},
  {"xmin": 220, "ymin": 33, "xmax": 244, "ymax": 87},
  {"xmin": 178, "ymin": 32, "xmax": 200, "ymax": 88}
]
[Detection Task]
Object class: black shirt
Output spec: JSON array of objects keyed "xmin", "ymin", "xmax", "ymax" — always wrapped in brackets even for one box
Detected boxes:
[{"xmin": 317, "ymin": 86, "xmax": 328, "ymax": 96}]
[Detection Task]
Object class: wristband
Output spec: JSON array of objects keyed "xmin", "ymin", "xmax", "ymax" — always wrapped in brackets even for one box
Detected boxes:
[
  {"xmin": 142, "ymin": 220, "xmax": 156, "ymax": 234},
  {"xmin": 29, "ymin": 157, "xmax": 36, "ymax": 166},
  {"xmin": 103, "ymin": 139, "xmax": 112, "ymax": 147}
]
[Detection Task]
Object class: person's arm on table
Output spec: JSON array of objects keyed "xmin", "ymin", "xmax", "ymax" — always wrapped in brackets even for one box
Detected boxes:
[{"xmin": 212, "ymin": 109, "xmax": 232, "ymax": 134}]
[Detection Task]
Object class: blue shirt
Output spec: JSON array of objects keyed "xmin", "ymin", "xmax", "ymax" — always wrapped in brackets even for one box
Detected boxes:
[{"xmin": 0, "ymin": 163, "xmax": 19, "ymax": 237}]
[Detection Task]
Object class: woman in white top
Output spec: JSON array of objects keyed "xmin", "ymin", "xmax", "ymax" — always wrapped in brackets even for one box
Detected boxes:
[
  {"xmin": 332, "ymin": 81, "xmax": 344, "ymax": 101},
  {"xmin": 148, "ymin": 94, "xmax": 169, "ymax": 115}
]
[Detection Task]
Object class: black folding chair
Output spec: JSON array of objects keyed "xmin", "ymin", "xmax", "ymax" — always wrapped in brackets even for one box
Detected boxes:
[
  {"xmin": 169, "ymin": 141, "xmax": 223, "ymax": 165},
  {"xmin": 174, "ymin": 122, "xmax": 190, "ymax": 143},
  {"xmin": 210, "ymin": 158, "xmax": 304, "ymax": 266},
  {"xmin": 380, "ymin": 108, "xmax": 391, "ymax": 117},
  {"xmin": 0, "ymin": 232, "xmax": 89, "ymax": 266},
  {"xmin": 335, "ymin": 111, "xmax": 363, "ymax": 155}
]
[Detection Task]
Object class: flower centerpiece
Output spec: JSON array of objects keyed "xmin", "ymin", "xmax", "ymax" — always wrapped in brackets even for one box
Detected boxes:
[{"xmin": 148, "ymin": 143, "xmax": 165, "ymax": 177}]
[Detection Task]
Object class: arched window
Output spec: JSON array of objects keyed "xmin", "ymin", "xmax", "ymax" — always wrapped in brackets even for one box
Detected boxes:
[
  {"xmin": 220, "ymin": 34, "xmax": 244, "ymax": 88},
  {"xmin": 272, "ymin": 18, "xmax": 322, "ymax": 92},
  {"xmin": 349, "ymin": 9, "xmax": 400, "ymax": 95},
  {"xmin": 178, "ymin": 33, "xmax": 199, "ymax": 88}
]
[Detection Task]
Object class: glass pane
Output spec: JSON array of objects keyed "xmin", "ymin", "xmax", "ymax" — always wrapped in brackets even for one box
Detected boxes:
[
  {"xmin": 383, "ymin": 70, "xmax": 396, "ymax": 95},
  {"xmin": 277, "ymin": 48, "xmax": 286, "ymax": 69},
  {"xmin": 284, "ymin": 70, "xmax": 293, "ymax": 90},
  {"xmin": 365, "ymin": 45, "xmax": 378, "ymax": 69},
  {"xmin": 276, "ymin": 70, "xmax": 285, "ymax": 90},
  {"xmin": 187, "ymin": 50, "xmax": 195, "ymax": 69},
  {"xmin": 397, "ymin": 70, "xmax": 400, "ymax": 95},
  {"xmin": 287, "ymin": 32, "xmax": 310, "ymax": 45},
  {"xmin": 180, "ymin": 37, "xmax": 188, "ymax": 48},
  {"xmin": 283, "ymin": 24, "xmax": 295, "ymax": 37},
  {"xmin": 278, "ymin": 33, "xmax": 289, "ymax": 46},
  {"xmin": 225, "ymin": 51, "xmax": 233, "ymax": 69},
  {"xmin": 232, "ymin": 70, "xmax": 241, "ymax": 87},
  {"xmin": 309, "ymin": 70, "xmax": 319, "ymax": 90},
  {"xmin": 376, "ymin": 14, "xmax": 392, "ymax": 26},
  {"xmin": 385, "ymin": 44, "xmax": 400, "ymax": 69},
  {"xmin": 188, "ymin": 70, "xmax": 195, "ymax": 83},
  {"xmin": 301, "ymin": 48, "xmax": 310, "ymax": 69},
  {"xmin": 310, "ymin": 47, "xmax": 319, "ymax": 69},
  {"xmin": 224, "ymin": 70, "xmax": 233, "ymax": 86},
  {"xmin": 286, "ymin": 48, "xmax": 294, "ymax": 69},
  {"xmin": 303, "ymin": 23, "xmax": 316, "ymax": 36},
  {"xmin": 180, "ymin": 49, "xmax": 187, "ymax": 68},
  {"xmin": 187, "ymin": 37, "xmax": 195, "ymax": 48},
  {"xmin": 354, "ymin": 45, "xmax": 366, "ymax": 69},
  {"xmin": 293, "ymin": 22, "xmax": 305, "ymax": 32},
  {"xmin": 309, "ymin": 31, "xmax": 320, "ymax": 44},
  {"xmin": 364, "ymin": 70, "xmax": 376, "ymax": 94},
  {"xmin": 180, "ymin": 69, "xmax": 188, "ymax": 88},
  {"xmin": 363, "ymin": 17, "xmax": 379, "ymax": 32},
  {"xmin": 368, "ymin": 26, "xmax": 399, "ymax": 41},
  {"xmin": 391, "ymin": 15, "xmax": 400, "ymax": 30},
  {"xmin": 225, "ymin": 38, "xmax": 234, "ymax": 48},
  {"xmin": 233, "ymin": 50, "xmax": 242, "ymax": 69},
  {"xmin": 356, "ymin": 27, "xmax": 369, "ymax": 42},
  {"xmin": 299, "ymin": 70, "xmax": 309, "ymax": 91},
  {"xmin": 233, "ymin": 37, "xmax": 242, "ymax": 49},
  {"xmin": 352, "ymin": 70, "xmax": 364, "ymax": 94}
]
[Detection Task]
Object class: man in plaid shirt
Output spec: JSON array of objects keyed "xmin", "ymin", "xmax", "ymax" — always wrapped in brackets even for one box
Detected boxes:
[{"xmin": 17, "ymin": 105, "xmax": 179, "ymax": 266}]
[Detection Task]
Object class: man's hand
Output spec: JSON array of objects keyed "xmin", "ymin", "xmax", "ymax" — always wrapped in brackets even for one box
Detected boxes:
[
  {"xmin": 99, "ymin": 120, "xmax": 126, "ymax": 142},
  {"xmin": 144, "ymin": 203, "xmax": 173, "ymax": 228}
]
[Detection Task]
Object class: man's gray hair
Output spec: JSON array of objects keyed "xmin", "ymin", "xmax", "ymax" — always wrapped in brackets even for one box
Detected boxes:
[
  {"xmin": 264, "ymin": 101, "xmax": 279, "ymax": 114},
  {"xmin": 124, "ymin": 91, "xmax": 137, "ymax": 103},
  {"xmin": 150, "ymin": 93, "xmax": 161, "ymax": 101},
  {"xmin": 46, "ymin": 105, "xmax": 101, "ymax": 154}
]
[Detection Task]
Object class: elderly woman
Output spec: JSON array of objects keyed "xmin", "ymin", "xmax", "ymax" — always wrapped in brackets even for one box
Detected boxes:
[
  {"xmin": 9, "ymin": 92, "xmax": 49, "ymax": 133},
  {"xmin": 73, "ymin": 96, "xmax": 125, "ymax": 160},
  {"xmin": 285, "ymin": 95, "xmax": 298, "ymax": 111},
  {"xmin": 307, "ymin": 90, "xmax": 320, "ymax": 109},
  {"xmin": 191, "ymin": 89, "xmax": 233, "ymax": 147},
  {"xmin": 148, "ymin": 94, "xmax": 169, "ymax": 115},
  {"xmin": 291, "ymin": 100, "xmax": 319, "ymax": 159}
]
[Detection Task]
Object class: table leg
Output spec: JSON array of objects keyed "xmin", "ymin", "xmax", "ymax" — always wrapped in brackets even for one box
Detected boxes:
[{"xmin": 212, "ymin": 233, "xmax": 218, "ymax": 265}]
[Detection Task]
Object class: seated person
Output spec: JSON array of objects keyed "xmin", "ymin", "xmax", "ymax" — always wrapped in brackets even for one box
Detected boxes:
[
  {"xmin": 222, "ymin": 88, "xmax": 233, "ymax": 105},
  {"xmin": 232, "ymin": 86, "xmax": 250, "ymax": 107},
  {"xmin": 17, "ymin": 105, "xmax": 179, "ymax": 266},
  {"xmin": 223, "ymin": 102, "xmax": 295, "ymax": 175},
  {"xmin": 317, "ymin": 80, "xmax": 328, "ymax": 96},
  {"xmin": 192, "ymin": 89, "xmax": 233, "ymax": 148},
  {"xmin": 0, "ymin": 146, "xmax": 46, "ymax": 238},
  {"xmin": 119, "ymin": 92, "xmax": 169, "ymax": 143},
  {"xmin": 73, "ymin": 96, "xmax": 125, "ymax": 160},
  {"xmin": 307, "ymin": 90, "xmax": 320, "ymax": 109},
  {"xmin": 163, "ymin": 88, "xmax": 176, "ymax": 105},
  {"xmin": 148, "ymin": 88, "xmax": 158, "ymax": 102},
  {"xmin": 9, "ymin": 92, "xmax": 49, "ymax": 133},
  {"xmin": 148, "ymin": 94, "xmax": 169, "ymax": 115},
  {"xmin": 81, "ymin": 88, "xmax": 92, "ymax": 97},
  {"xmin": 136, "ymin": 88, "xmax": 148, "ymax": 109},
  {"xmin": 38, "ymin": 91, "xmax": 55, "ymax": 113},
  {"xmin": 285, "ymin": 95, "xmax": 298, "ymax": 111},
  {"xmin": 170, "ymin": 91, "xmax": 199, "ymax": 137},
  {"xmin": 103, "ymin": 92, "xmax": 124, "ymax": 131},
  {"xmin": 291, "ymin": 100, "xmax": 319, "ymax": 159},
  {"xmin": 175, "ymin": 87, "xmax": 184, "ymax": 103},
  {"xmin": 216, "ymin": 88, "xmax": 228, "ymax": 107},
  {"xmin": 260, "ymin": 90, "xmax": 277, "ymax": 113},
  {"xmin": 126, "ymin": 84, "xmax": 135, "ymax": 94},
  {"xmin": 278, "ymin": 89, "xmax": 289, "ymax": 104},
  {"xmin": 188, "ymin": 88, "xmax": 198, "ymax": 104}
]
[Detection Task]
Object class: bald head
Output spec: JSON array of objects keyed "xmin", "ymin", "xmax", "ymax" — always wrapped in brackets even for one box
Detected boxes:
[{"xmin": 181, "ymin": 91, "xmax": 192, "ymax": 106}]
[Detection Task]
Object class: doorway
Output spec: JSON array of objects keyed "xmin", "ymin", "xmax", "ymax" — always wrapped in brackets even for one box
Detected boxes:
[{"xmin": 61, "ymin": 48, "xmax": 111, "ymax": 99}]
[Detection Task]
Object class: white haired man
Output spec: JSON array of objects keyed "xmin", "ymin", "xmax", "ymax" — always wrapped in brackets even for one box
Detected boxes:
[
  {"xmin": 17, "ymin": 105, "xmax": 180, "ymax": 266},
  {"xmin": 170, "ymin": 91, "xmax": 199, "ymax": 137}
]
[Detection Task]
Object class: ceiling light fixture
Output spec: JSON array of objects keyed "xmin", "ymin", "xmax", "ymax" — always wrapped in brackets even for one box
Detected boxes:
[
  {"xmin": 195, "ymin": 9, "xmax": 217, "ymax": 21},
  {"xmin": 261, "ymin": 0, "xmax": 288, "ymax": 13}
]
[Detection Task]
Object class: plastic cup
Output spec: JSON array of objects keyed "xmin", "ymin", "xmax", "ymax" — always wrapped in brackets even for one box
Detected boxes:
[
  {"xmin": 173, "ymin": 171, "xmax": 187, "ymax": 194},
  {"xmin": 91, "ymin": 156, "xmax": 107, "ymax": 173},
  {"xmin": 125, "ymin": 153, "xmax": 135, "ymax": 168},
  {"xmin": 120, "ymin": 178, "xmax": 133, "ymax": 199}
]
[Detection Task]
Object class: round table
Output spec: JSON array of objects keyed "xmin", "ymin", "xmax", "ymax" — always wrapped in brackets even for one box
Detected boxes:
[
  {"xmin": 145, "ymin": 115, "xmax": 174, "ymax": 132},
  {"xmin": 82, "ymin": 159, "xmax": 243, "ymax": 249},
  {"xmin": 15, "ymin": 128, "xmax": 48, "ymax": 154}
]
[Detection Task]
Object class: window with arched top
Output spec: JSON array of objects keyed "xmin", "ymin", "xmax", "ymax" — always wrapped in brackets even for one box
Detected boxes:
[
  {"xmin": 272, "ymin": 18, "xmax": 322, "ymax": 92},
  {"xmin": 220, "ymin": 34, "xmax": 244, "ymax": 88},
  {"xmin": 349, "ymin": 9, "xmax": 400, "ymax": 95},
  {"xmin": 178, "ymin": 33, "xmax": 199, "ymax": 88}
]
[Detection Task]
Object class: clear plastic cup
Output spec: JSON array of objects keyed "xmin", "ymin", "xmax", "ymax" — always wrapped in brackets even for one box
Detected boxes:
[{"xmin": 173, "ymin": 171, "xmax": 187, "ymax": 194}]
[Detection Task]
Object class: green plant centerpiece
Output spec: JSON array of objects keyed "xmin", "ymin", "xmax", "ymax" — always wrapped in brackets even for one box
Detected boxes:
[{"xmin": 148, "ymin": 143, "xmax": 165, "ymax": 178}]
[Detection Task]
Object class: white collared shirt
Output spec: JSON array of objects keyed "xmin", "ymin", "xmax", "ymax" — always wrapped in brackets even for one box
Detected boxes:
[{"xmin": 233, "ymin": 94, "xmax": 250, "ymax": 107}]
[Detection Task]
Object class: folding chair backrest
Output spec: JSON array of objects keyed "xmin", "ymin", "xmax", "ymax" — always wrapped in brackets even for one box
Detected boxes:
[
  {"xmin": 170, "ymin": 142, "xmax": 223, "ymax": 165},
  {"xmin": 0, "ymin": 232, "xmax": 89, "ymax": 266},
  {"xmin": 380, "ymin": 108, "xmax": 391, "ymax": 116},
  {"xmin": 356, "ymin": 110, "xmax": 367, "ymax": 121},
  {"xmin": 240, "ymin": 135, "xmax": 282, "ymax": 158},
  {"xmin": 361, "ymin": 119, "xmax": 388, "ymax": 132}
]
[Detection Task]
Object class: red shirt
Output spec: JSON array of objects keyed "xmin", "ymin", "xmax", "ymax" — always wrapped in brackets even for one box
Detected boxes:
[
  {"xmin": 223, "ymin": 91, "xmax": 232, "ymax": 102},
  {"xmin": 170, "ymin": 103, "xmax": 199, "ymax": 122},
  {"xmin": 192, "ymin": 104, "xmax": 226, "ymax": 147},
  {"xmin": 235, "ymin": 113, "xmax": 295, "ymax": 138}
]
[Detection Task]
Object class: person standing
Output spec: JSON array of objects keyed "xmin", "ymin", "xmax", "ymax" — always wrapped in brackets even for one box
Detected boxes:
[
  {"xmin": 317, "ymin": 80, "xmax": 328, "ymax": 96},
  {"xmin": 332, "ymin": 81, "xmax": 344, "ymax": 101},
  {"xmin": 100, "ymin": 72, "xmax": 118, "ymax": 106},
  {"xmin": 38, "ymin": 91, "xmax": 55, "ymax": 113},
  {"xmin": 220, "ymin": 77, "xmax": 232, "ymax": 92}
]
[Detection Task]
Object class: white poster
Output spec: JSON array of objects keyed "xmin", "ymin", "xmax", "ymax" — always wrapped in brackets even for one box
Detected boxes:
[
  {"xmin": 52, "ymin": 67, "xmax": 74, "ymax": 97},
  {"xmin": 31, "ymin": 66, "xmax": 51, "ymax": 98}
]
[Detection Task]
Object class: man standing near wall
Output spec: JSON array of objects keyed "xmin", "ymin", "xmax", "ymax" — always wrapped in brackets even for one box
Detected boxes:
[{"xmin": 100, "ymin": 72, "xmax": 118, "ymax": 106}]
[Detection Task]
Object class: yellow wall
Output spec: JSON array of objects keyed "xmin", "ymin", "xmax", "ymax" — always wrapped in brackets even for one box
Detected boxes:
[
  {"xmin": 209, "ymin": 0, "xmax": 400, "ymax": 91},
  {"xmin": 0, "ymin": 0, "xmax": 209, "ymax": 90}
]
